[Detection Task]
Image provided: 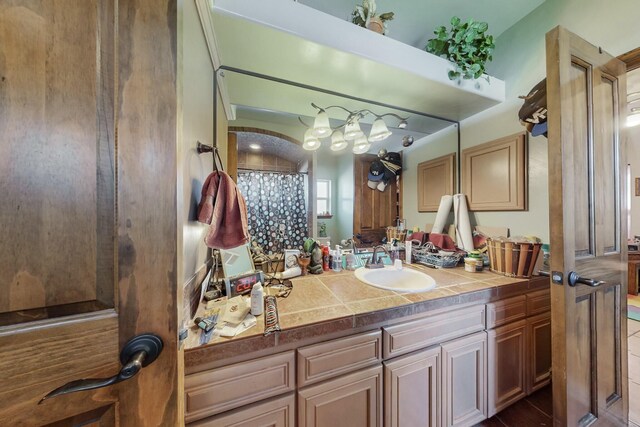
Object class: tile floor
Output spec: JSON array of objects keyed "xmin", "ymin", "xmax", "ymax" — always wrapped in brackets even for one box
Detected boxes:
[{"xmin": 629, "ymin": 318, "xmax": 640, "ymax": 426}]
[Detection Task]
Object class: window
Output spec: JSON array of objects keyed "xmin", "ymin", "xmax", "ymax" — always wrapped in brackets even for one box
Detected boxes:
[{"xmin": 316, "ymin": 179, "xmax": 331, "ymax": 217}]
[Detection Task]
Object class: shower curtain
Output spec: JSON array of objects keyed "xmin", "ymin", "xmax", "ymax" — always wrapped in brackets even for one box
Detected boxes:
[{"xmin": 237, "ymin": 171, "xmax": 308, "ymax": 254}]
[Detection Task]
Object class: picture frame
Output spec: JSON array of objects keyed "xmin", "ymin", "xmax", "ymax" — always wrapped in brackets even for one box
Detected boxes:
[
  {"xmin": 224, "ymin": 271, "xmax": 265, "ymax": 297},
  {"xmin": 283, "ymin": 248, "xmax": 301, "ymax": 270}
]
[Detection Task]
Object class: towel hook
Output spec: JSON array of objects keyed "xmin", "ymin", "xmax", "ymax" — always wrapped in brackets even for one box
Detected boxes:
[{"xmin": 197, "ymin": 141, "xmax": 224, "ymax": 171}]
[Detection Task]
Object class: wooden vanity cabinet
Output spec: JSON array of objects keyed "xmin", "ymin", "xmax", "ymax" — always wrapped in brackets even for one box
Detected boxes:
[
  {"xmin": 384, "ymin": 347, "xmax": 441, "ymax": 427},
  {"xmin": 441, "ymin": 332, "xmax": 488, "ymax": 427},
  {"xmin": 487, "ymin": 290, "xmax": 552, "ymax": 416},
  {"xmin": 298, "ymin": 365, "xmax": 383, "ymax": 427}
]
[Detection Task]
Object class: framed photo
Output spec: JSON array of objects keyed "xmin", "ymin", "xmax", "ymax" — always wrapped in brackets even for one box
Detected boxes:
[{"xmin": 283, "ymin": 249, "xmax": 300, "ymax": 270}]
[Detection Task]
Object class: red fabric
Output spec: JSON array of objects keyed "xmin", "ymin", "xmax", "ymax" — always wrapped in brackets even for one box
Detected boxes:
[
  {"xmin": 197, "ymin": 171, "xmax": 250, "ymax": 249},
  {"xmin": 408, "ymin": 231, "xmax": 427, "ymax": 245},
  {"xmin": 427, "ymin": 233, "xmax": 457, "ymax": 250}
]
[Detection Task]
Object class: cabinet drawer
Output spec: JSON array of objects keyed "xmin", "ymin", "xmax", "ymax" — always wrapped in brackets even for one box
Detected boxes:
[
  {"xmin": 383, "ymin": 305, "xmax": 486, "ymax": 359},
  {"xmin": 527, "ymin": 289, "xmax": 551, "ymax": 316},
  {"xmin": 185, "ymin": 351, "xmax": 295, "ymax": 423},
  {"xmin": 486, "ymin": 295, "xmax": 527, "ymax": 328},
  {"xmin": 188, "ymin": 393, "xmax": 295, "ymax": 426},
  {"xmin": 298, "ymin": 330, "xmax": 382, "ymax": 387}
]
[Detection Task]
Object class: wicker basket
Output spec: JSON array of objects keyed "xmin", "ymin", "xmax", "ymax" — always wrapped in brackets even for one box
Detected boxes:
[
  {"xmin": 386, "ymin": 227, "xmax": 407, "ymax": 242},
  {"xmin": 487, "ymin": 238, "xmax": 542, "ymax": 278}
]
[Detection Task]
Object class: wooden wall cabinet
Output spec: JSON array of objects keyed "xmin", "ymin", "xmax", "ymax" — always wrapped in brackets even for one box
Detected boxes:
[
  {"xmin": 417, "ymin": 153, "xmax": 456, "ymax": 212},
  {"xmin": 298, "ymin": 365, "xmax": 382, "ymax": 427},
  {"xmin": 461, "ymin": 133, "xmax": 527, "ymax": 211}
]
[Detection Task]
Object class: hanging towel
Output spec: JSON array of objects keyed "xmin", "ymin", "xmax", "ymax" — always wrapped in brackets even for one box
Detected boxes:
[{"xmin": 197, "ymin": 171, "xmax": 250, "ymax": 249}]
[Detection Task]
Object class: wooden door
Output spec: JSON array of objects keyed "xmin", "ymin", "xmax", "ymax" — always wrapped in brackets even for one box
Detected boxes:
[
  {"xmin": 487, "ymin": 320, "xmax": 527, "ymax": 417},
  {"xmin": 384, "ymin": 346, "xmax": 440, "ymax": 427},
  {"xmin": 298, "ymin": 365, "xmax": 382, "ymax": 427},
  {"xmin": 353, "ymin": 154, "xmax": 399, "ymax": 244},
  {"xmin": 441, "ymin": 332, "xmax": 487, "ymax": 427},
  {"xmin": 0, "ymin": 1, "xmax": 178, "ymax": 425},
  {"xmin": 546, "ymin": 26, "xmax": 628, "ymax": 425}
]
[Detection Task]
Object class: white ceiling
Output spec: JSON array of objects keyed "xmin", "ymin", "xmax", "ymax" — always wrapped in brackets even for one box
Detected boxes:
[{"xmin": 298, "ymin": 0, "xmax": 546, "ymax": 49}]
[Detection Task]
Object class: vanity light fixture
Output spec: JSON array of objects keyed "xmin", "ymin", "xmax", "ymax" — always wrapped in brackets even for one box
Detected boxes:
[
  {"xmin": 330, "ymin": 131, "xmax": 348, "ymax": 151},
  {"xmin": 352, "ymin": 135, "xmax": 371, "ymax": 154},
  {"xmin": 249, "ymin": 143, "xmax": 261, "ymax": 150},
  {"xmin": 299, "ymin": 103, "xmax": 409, "ymax": 153},
  {"xmin": 303, "ymin": 128, "xmax": 321, "ymax": 151}
]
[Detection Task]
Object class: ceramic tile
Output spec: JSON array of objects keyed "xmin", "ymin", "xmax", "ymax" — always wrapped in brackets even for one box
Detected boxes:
[
  {"xmin": 446, "ymin": 268, "xmax": 504, "ymax": 282},
  {"xmin": 346, "ymin": 295, "xmax": 412, "ymax": 315},
  {"xmin": 448, "ymin": 281, "xmax": 498, "ymax": 294},
  {"xmin": 407, "ymin": 266, "xmax": 476, "ymax": 287},
  {"xmin": 630, "ymin": 335, "xmax": 640, "ymax": 357},
  {"xmin": 629, "ymin": 319, "xmax": 640, "ymax": 337},
  {"xmin": 629, "ymin": 353, "xmax": 640, "ymax": 383},
  {"xmin": 278, "ymin": 304, "xmax": 353, "ymax": 329},
  {"xmin": 631, "ymin": 381, "xmax": 640, "ymax": 425},
  {"xmin": 319, "ymin": 274, "xmax": 398, "ymax": 303},
  {"xmin": 402, "ymin": 287, "xmax": 458, "ymax": 303},
  {"xmin": 276, "ymin": 277, "xmax": 342, "ymax": 313}
]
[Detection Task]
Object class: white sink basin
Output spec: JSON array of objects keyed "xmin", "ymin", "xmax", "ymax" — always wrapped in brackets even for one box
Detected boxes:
[{"xmin": 354, "ymin": 266, "xmax": 436, "ymax": 293}]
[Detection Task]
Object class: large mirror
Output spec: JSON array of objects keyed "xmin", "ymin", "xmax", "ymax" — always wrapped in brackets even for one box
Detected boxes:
[{"xmin": 217, "ymin": 68, "xmax": 459, "ymax": 254}]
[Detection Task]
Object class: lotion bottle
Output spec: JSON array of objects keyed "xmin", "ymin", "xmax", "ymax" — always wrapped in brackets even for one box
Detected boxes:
[{"xmin": 250, "ymin": 282, "xmax": 264, "ymax": 316}]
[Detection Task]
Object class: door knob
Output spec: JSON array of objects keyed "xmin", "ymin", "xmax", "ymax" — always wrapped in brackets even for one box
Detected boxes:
[
  {"xmin": 39, "ymin": 333, "xmax": 163, "ymax": 404},
  {"xmin": 568, "ymin": 271, "xmax": 606, "ymax": 287}
]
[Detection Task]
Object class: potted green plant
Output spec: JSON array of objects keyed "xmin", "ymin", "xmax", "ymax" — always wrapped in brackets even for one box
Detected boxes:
[
  {"xmin": 425, "ymin": 16, "xmax": 495, "ymax": 81},
  {"xmin": 351, "ymin": 0, "xmax": 394, "ymax": 35}
]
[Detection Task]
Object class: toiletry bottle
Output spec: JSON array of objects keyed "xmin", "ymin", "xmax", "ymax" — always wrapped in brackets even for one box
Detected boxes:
[
  {"xmin": 332, "ymin": 247, "xmax": 342, "ymax": 272},
  {"xmin": 405, "ymin": 240, "xmax": 412, "ymax": 264},
  {"xmin": 322, "ymin": 245, "xmax": 330, "ymax": 271},
  {"xmin": 250, "ymin": 282, "xmax": 264, "ymax": 316}
]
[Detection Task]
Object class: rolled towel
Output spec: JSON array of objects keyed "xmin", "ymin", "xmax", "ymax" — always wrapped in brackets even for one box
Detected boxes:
[
  {"xmin": 453, "ymin": 194, "xmax": 474, "ymax": 251},
  {"xmin": 432, "ymin": 195, "xmax": 453, "ymax": 234}
]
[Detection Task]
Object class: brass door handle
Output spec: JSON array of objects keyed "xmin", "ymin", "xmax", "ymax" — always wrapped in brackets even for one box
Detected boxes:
[
  {"xmin": 568, "ymin": 271, "xmax": 606, "ymax": 287},
  {"xmin": 39, "ymin": 334, "xmax": 163, "ymax": 404}
]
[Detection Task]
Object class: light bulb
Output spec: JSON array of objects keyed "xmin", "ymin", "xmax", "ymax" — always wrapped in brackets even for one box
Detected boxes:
[
  {"xmin": 303, "ymin": 128, "xmax": 321, "ymax": 151},
  {"xmin": 330, "ymin": 131, "xmax": 348, "ymax": 151},
  {"xmin": 368, "ymin": 118, "xmax": 392, "ymax": 142},
  {"xmin": 343, "ymin": 118, "xmax": 364, "ymax": 141}
]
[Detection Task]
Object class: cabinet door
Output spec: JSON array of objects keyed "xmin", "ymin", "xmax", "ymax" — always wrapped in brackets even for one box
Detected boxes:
[
  {"xmin": 441, "ymin": 332, "xmax": 487, "ymax": 427},
  {"xmin": 298, "ymin": 365, "xmax": 382, "ymax": 427},
  {"xmin": 384, "ymin": 347, "xmax": 440, "ymax": 427},
  {"xmin": 190, "ymin": 393, "xmax": 295, "ymax": 427},
  {"xmin": 526, "ymin": 313, "xmax": 552, "ymax": 394},
  {"xmin": 487, "ymin": 320, "xmax": 527, "ymax": 417}
]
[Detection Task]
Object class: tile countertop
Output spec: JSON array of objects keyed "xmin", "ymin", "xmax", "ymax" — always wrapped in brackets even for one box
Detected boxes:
[{"xmin": 184, "ymin": 265, "xmax": 549, "ymax": 370}]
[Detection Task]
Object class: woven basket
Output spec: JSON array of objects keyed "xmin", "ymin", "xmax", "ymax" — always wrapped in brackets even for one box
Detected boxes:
[
  {"xmin": 386, "ymin": 227, "xmax": 407, "ymax": 242},
  {"xmin": 487, "ymin": 238, "xmax": 542, "ymax": 278}
]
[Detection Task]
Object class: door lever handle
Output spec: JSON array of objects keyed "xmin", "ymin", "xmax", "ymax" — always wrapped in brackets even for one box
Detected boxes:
[
  {"xmin": 39, "ymin": 334, "xmax": 163, "ymax": 404},
  {"xmin": 568, "ymin": 271, "xmax": 606, "ymax": 287},
  {"xmin": 537, "ymin": 270, "xmax": 551, "ymax": 277}
]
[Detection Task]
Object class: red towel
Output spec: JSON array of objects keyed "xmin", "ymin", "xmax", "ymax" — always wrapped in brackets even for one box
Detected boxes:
[
  {"xmin": 197, "ymin": 171, "xmax": 250, "ymax": 249},
  {"xmin": 428, "ymin": 233, "xmax": 457, "ymax": 251}
]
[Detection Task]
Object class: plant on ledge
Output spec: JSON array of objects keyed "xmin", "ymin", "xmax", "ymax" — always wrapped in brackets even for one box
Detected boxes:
[
  {"xmin": 351, "ymin": 0, "xmax": 394, "ymax": 35},
  {"xmin": 425, "ymin": 16, "xmax": 495, "ymax": 81}
]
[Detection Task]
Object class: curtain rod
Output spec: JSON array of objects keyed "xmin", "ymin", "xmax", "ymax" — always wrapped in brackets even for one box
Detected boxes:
[{"xmin": 238, "ymin": 168, "xmax": 308, "ymax": 175}]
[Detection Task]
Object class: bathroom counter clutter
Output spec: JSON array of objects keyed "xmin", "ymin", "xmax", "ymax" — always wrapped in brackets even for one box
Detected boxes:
[{"xmin": 183, "ymin": 265, "xmax": 548, "ymax": 368}]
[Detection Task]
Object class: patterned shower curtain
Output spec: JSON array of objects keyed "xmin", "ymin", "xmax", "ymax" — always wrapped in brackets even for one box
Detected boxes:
[{"xmin": 237, "ymin": 172, "xmax": 308, "ymax": 254}]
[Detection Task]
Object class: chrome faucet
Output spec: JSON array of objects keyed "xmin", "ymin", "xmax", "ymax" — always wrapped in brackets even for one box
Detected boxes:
[{"xmin": 365, "ymin": 245, "xmax": 390, "ymax": 269}]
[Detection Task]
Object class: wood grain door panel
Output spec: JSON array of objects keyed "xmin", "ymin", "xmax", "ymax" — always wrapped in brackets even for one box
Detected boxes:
[
  {"xmin": 546, "ymin": 26, "xmax": 628, "ymax": 426},
  {"xmin": 0, "ymin": 0, "xmax": 179, "ymax": 424},
  {"xmin": 441, "ymin": 332, "xmax": 487, "ymax": 427},
  {"xmin": 384, "ymin": 347, "xmax": 440, "ymax": 427},
  {"xmin": 488, "ymin": 321, "xmax": 527, "ymax": 417},
  {"xmin": 298, "ymin": 365, "xmax": 382, "ymax": 427}
]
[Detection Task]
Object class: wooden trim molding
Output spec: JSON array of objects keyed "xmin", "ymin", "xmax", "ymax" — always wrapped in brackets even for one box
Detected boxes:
[
  {"xmin": 462, "ymin": 132, "xmax": 527, "ymax": 211},
  {"xmin": 619, "ymin": 46, "xmax": 640, "ymax": 71},
  {"xmin": 229, "ymin": 127, "xmax": 303, "ymax": 147},
  {"xmin": 417, "ymin": 153, "xmax": 456, "ymax": 212}
]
